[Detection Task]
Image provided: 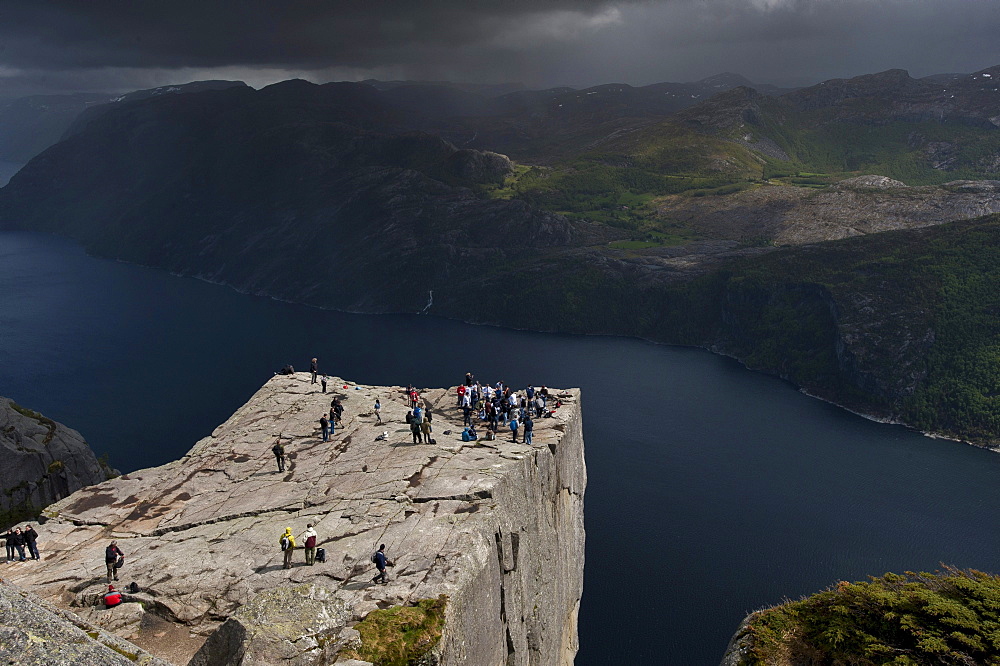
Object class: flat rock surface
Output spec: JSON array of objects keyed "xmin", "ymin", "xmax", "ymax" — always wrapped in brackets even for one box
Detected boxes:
[{"xmin": 3, "ymin": 374, "xmax": 580, "ymax": 665}]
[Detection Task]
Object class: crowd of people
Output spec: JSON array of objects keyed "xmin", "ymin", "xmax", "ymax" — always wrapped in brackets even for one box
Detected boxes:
[
  {"xmin": 3, "ymin": 524, "xmax": 40, "ymax": 563},
  {"xmin": 454, "ymin": 372, "xmax": 555, "ymax": 444}
]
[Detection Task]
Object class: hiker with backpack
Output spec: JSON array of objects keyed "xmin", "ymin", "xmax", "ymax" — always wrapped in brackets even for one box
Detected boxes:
[
  {"xmin": 279, "ymin": 528, "xmax": 296, "ymax": 569},
  {"xmin": 371, "ymin": 544, "xmax": 393, "ymax": 585},
  {"xmin": 105, "ymin": 541, "xmax": 124, "ymax": 581},
  {"xmin": 301, "ymin": 524, "xmax": 318, "ymax": 566},
  {"xmin": 509, "ymin": 416, "xmax": 520, "ymax": 443}
]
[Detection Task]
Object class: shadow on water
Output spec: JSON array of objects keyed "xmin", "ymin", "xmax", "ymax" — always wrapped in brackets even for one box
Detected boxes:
[{"xmin": 3, "ymin": 231, "xmax": 1000, "ymax": 664}]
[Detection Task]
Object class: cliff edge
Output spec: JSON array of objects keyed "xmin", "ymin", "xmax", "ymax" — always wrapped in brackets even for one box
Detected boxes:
[
  {"xmin": 3, "ymin": 375, "xmax": 586, "ymax": 665},
  {"xmin": 1, "ymin": 397, "xmax": 117, "ymax": 527}
]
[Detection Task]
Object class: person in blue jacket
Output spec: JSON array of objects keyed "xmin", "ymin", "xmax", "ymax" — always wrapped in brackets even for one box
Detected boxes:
[{"xmin": 372, "ymin": 544, "xmax": 393, "ymax": 584}]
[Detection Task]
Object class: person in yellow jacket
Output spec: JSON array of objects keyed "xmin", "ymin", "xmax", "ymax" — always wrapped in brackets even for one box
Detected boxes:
[{"xmin": 279, "ymin": 527, "xmax": 296, "ymax": 569}]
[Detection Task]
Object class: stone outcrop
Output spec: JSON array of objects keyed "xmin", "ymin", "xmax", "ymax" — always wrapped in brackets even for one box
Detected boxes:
[
  {"xmin": 3, "ymin": 375, "xmax": 585, "ymax": 665},
  {"xmin": 1, "ymin": 397, "xmax": 117, "ymax": 526},
  {"xmin": 653, "ymin": 177, "xmax": 1000, "ymax": 247},
  {"xmin": 0, "ymin": 577, "xmax": 170, "ymax": 665}
]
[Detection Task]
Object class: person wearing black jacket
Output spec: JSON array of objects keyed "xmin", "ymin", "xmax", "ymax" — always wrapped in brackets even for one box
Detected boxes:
[
  {"xmin": 105, "ymin": 541, "xmax": 124, "ymax": 581},
  {"xmin": 3, "ymin": 529, "xmax": 14, "ymax": 562},
  {"xmin": 23, "ymin": 524, "xmax": 39, "ymax": 560},
  {"xmin": 8, "ymin": 527, "xmax": 26, "ymax": 562}
]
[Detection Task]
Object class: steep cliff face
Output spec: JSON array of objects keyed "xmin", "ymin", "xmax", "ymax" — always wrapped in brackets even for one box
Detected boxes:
[
  {"xmin": 0, "ymin": 397, "xmax": 117, "ymax": 527},
  {"xmin": 3, "ymin": 376, "xmax": 585, "ymax": 666}
]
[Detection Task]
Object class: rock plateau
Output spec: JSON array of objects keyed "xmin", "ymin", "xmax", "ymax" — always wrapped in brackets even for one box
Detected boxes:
[{"xmin": 2, "ymin": 375, "xmax": 586, "ymax": 666}]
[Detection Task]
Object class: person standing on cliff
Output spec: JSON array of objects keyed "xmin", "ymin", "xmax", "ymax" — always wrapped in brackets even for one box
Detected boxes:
[
  {"xmin": 8, "ymin": 528, "xmax": 26, "ymax": 562},
  {"xmin": 320, "ymin": 414, "xmax": 330, "ymax": 442},
  {"xmin": 3, "ymin": 528, "xmax": 15, "ymax": 562},
  {"xmin": 279, "ymin": 528, "xmax": 296, "ymax": 569},
  {"xmin": 371, "ymin": 544, "xmax": 393, "ymax": 584},
  {"xmin": 302, "ymin": 524, "xmax": 318, "ymax": 565},
  {"xmin": 105, "ymin": 541, "xmax": 124, "ymax": 581},
  {"xmin": 523, "ymin": 415, "xmax": 534, "ymax": 445},
  {"xmin": 321, "ymin": 374, "xmax": 328, "ymax": 393},
  {"xmin": 374, "ymin": 398, "xmax": 383, "ymax": 425},
  {"xmin": 272, "ymin": 437, "xmax": 286, "ymax": 472},
  {"xmin": 23, "ymin": 524, "xmax": 39, "ymax": 560},
  {"xmin": 310, "ymin": 358, "xmax": 318, "ymax": 384}
]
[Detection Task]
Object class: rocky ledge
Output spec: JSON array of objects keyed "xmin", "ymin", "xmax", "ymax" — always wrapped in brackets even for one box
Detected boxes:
[
  {"xmin": 1, "ymin": 397, "xmax": 117, "ymax": 527},
  {"xmin": 3, "ymin": 375, "xmax": 586, "ymax": 666}
]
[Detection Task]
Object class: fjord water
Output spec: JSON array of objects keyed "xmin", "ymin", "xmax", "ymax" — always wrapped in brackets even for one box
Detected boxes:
[{"xmin": 4, "ymin": 231, "xmax": 1000, "ymax": 664}]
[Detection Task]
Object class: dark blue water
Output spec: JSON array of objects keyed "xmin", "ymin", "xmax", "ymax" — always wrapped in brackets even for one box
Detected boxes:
[{"xmin": 4, "ymin": 231, "xmax": 1000, "ymax": 665}]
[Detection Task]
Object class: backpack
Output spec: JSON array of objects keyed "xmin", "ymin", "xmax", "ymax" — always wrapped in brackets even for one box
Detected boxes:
[
  {"xmin": 510, "ymin": 420, "xmax": 518, "ymax": 431},
  {"xmin": 370, "ymin": 551, "xmax": 379, "ymax": 564},
  {"xmin": 280, "ymin": 536, "xmax": 290, "ymax": 551},
  {"xmin": 105, "ymin": 546, "xmax": 118, "ymax": 563}
]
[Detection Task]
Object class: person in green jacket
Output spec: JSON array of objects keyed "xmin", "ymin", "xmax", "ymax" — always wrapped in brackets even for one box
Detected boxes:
[{"xmin": 279, "ymin": 527, "xmax": 296, "ymax": 569}]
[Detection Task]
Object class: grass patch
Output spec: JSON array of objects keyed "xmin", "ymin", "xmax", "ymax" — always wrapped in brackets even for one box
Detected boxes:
[
  {"xmin": 339, "ymin": 595, "xmax": 448, "ymax": 666},
  {"xmin": 9, "ymin": 401, "xmax": 58, "ymax": 444},
  {"xmin": 747, "ymin": 567, "xmax": 1000, "ymax": 665}
]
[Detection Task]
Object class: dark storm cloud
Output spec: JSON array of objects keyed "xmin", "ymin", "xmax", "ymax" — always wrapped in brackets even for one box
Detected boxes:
[
  {"xmin": 0, "ymin": 1, "xmax": 624, "ymax": 69},
  {"xmin": 1, "ymin": 0, "xmax": 1000, "ymax": 96}
]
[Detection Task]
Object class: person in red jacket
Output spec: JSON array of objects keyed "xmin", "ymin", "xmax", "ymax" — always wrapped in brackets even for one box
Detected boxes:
[{"xmin": 104, "ymin": 584, "xmax": 122, "ymax": 607}]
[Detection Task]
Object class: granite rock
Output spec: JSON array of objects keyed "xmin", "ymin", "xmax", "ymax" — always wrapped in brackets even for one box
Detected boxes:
[
  {"xmin": 4, "ymin": 375, "xmax": 585, "ymax": 665},
  {"xmin": 1, "ymin": 397, "xmax": 116, "ymax": 526}
]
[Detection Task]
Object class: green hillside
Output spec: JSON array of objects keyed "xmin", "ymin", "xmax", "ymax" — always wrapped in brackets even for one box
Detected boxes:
[{"xmin": 740, "ymin": 568, "xmax": 1000, "ymax": 665}]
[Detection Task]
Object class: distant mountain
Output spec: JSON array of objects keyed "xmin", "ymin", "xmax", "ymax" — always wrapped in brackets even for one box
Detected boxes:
[
  {"xmin": 0, "ymin": 81, "xmax": 249, "ymax": 166},
  {"xmin": 65, "ymin": 80, "xmax": 248, "ymax": 137},
  {"xmin": 0, "ymin": 82, "xmax": 619, "ymax": 315},
  {"xmin": 362, "ymin": 79, "xmax": 526, "ymax": 97},
  {"xmin": 0, "ymin": 93, "xmax": 109, "ymax": 163},
  {"xmin": 5, "ymin": 68, "xmax": 1000, "ymax": 444}
]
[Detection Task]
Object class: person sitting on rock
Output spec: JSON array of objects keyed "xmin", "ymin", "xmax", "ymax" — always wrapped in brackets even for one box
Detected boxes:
[
  {"xmin": 105, "ymin": 541, "xmax": 124, "ymax": 581},
  {"xmin": 104, "ymin": 584, "xmax": 122, "ymax": 608},
  {"xmin": 279, "ymin": 528, "xmax": 296, "ymax": 569}
]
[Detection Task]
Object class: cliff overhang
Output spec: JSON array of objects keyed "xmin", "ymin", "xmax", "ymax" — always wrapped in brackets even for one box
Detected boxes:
[{"xmin": 4, "ymin": 375, "xmax": 586, "ymax": 666}]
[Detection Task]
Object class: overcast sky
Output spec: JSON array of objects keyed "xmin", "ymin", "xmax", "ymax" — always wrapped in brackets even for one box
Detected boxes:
[{"xmin": 1, "ymin": 0, "xmax": 999, "ymax": 98}]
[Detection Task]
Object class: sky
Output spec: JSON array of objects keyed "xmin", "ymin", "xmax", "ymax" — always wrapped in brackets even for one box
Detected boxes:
[{"xmin": 1, "ymin": 0, "xmax": 999, "ymax": 98}]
